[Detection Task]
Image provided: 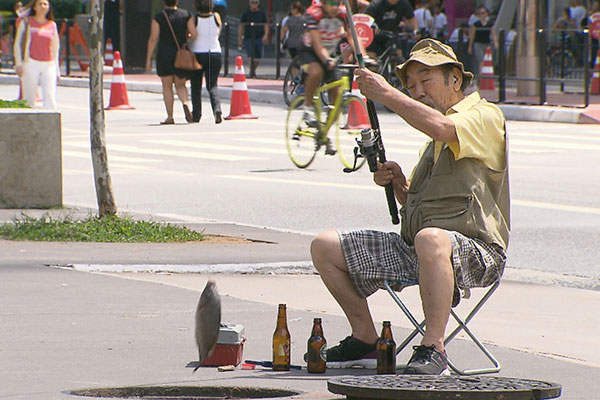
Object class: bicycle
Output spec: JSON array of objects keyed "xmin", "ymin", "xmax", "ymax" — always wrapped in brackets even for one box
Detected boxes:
[
  {"xmin": 373, "ymin": 30, "xmax": 413, "ymax": 109},
  {"xmin": 283, "ymin": 55, "xmax": 328, "ymax": 106},
  {"xmin": 285, "ymin": 65, "xmax": 368, "ymax": 169},
  {"xmin": 547, "ymin": 32, "xmax": 576, "ymax": 79},
  {"xmin": 283, "ymin": 55, "xmax": 305, "ymax": 106},
  {"xmin": 376, "ymin": 30, "xmax": 410, "ymax": 89}
]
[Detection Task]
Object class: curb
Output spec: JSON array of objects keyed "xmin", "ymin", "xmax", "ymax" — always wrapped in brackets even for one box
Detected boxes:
[
  {"xmin": 0, "ymin": 73, "xmax": 588, "ymax": 122},
  {"xmin": 61, "ymin": 262, "xmax": 600, "ymax": 291},
  {"xmin": 0, "ymin": 74, "xmax": 283, "ymax": 105}
]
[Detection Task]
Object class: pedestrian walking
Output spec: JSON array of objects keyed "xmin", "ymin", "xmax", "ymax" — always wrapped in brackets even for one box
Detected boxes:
[
  {"xmin": 13, "ymin": 0, "xmax": 59, "ymax": 109},
  {"xmin": 238, "ymin": 0, "xmax": 268, "ymax": 78},
  {"xmin": 280, "ymin": 1, "xmax": 305, "ymax": 59},
  {"xmin": 468, "ymin": 6, "xmax": 497, "ymax": 79},
  {"xmin": 413, "ymin": 1, "xmax": 433, "ymax": 38},
  {"xmin": 103, "ymin": 0, "xmax": 122, "ymax": 52},
  {"xmin": 430, "ymin": 3, "xmax": 447, "ymax": 42},
  {"xmin": 189, "ymin": 0, "xmax": 223, "ymax": 124},
  {"xmin": 145, "ymin": 0, "xmax": 197, "ymax": 125}
]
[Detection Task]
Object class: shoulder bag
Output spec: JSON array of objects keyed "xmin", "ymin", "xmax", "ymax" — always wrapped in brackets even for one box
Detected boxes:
[{"xmin": 163, "ymin": 10, "xmax": 202, "ymax": 71}]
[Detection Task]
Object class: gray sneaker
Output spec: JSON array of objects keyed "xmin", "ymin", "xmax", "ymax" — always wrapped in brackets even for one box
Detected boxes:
[
  {"xmin": 403, "ymin": 345, "xmax": 450, "ymax": 375},
  {"xmin": 324, "ymin": 140, "xmax": 336, "ymax": 156},
  {"xmin": 302, "ymin": 107, "xmax": 318, "ymax": 128}
]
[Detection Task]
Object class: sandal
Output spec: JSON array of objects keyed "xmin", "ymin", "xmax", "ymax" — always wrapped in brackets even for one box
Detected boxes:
[
  {"xmin": 160, "ymin": 118, "xmax": 175, "ymax": 125},
  {"xmin": 183, "ymin": 104, "xmax": 193, "ymax": 123}
]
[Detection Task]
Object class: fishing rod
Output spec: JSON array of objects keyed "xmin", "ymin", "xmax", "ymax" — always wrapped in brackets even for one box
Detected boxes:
[{"xmin": 341, "ymin": 0, "xmax": 399, "ymax": 225}]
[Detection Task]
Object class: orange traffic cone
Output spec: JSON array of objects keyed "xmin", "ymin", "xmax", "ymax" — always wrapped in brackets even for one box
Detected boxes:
[
  {"xmin": 343, "ymin": 78, "xmax": 370, "ymax": 130},
  {"xmin": 104, "ymin": 38, "xmax": 114, "ymax": 67},
  {"xmin": 106, "ymin": 51, "xmax": 134, "ymax": 110},
  {"xmin": 225, "ymin": 56, "xmax": 258, "ymax": 120},
  {"xmin": 478, "ymin": 46, "xmax": 495, "ymax": 90},
  {"xmin": 591, "ymin": 49, "xmax": 600, "ymax": 95}
]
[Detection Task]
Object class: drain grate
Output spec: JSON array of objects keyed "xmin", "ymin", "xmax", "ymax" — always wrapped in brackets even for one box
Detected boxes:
[
  {"xmin": 67, "ymin": 385, "xmax": 300, "ymax": 399},
  {"xmin": 328, "ymin": 376, "xmax": 562, "ymax": 400}
]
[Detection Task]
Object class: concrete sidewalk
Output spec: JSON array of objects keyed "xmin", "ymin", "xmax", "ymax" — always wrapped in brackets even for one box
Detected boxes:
[{"xmin": 1, "ymin": 207, "xmax": 599, "ymax": 399}]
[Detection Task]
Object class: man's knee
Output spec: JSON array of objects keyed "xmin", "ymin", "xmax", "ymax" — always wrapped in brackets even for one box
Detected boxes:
[
  {"xmin": 310, "ymin": 229, "xmax": 343, "ymax": 270},
  {"xmin": 414, "ymin": 228, "xmax": 452, "ymax": 262}
]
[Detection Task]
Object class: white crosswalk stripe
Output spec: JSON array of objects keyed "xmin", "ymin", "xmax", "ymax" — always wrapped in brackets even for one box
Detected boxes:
[{"xmin": 62, "ymin": 127, "xmax": 599, "ymax": 175}]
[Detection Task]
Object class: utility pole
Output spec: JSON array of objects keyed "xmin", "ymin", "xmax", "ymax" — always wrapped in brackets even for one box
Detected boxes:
[
  {"xmin": 89, "ymin": 0, "xmax": 117, "ymax": 217},
  {"xmin": 516, "ymin": 0, "xmax": 546, "ymax": 96}
]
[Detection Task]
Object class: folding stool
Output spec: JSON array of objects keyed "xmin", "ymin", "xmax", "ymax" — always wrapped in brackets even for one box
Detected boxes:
[{"xmin": 383, "ymin": 279, "xmax": 501, "ymax": 375}]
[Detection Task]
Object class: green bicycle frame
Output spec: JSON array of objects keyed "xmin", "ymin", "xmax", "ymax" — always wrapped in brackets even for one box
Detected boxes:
[{"xmin": 311, "ymin": 75, "xmax": 351, "ymax": 132}]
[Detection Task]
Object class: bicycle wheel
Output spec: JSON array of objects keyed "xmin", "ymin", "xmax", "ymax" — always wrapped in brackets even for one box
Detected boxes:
[
  {"xmin": 336, "ymin": 95, "xmax": 368, "ymax": 170},
  {"xmin": 283, "ymin": 57, "xmax": 305, "ymax": 106},
  {"xmin": 549, "ymin": 50, "xmax": 576, "ymax": 78},
  {"xmin": 286, "ymin": 95, "xmax": 318, "ymax": 168}
]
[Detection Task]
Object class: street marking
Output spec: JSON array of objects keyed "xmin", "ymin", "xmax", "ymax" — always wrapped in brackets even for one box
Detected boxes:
[
  {"xmin": 510, "ymin": 138, "xmax": 600, "ymax": 151},
  {"xmin": 65, "ymin": 142, "xmax": 262, "ymax": 161},
  {"xmin": 63, "ymin": 168, "xmax": 91, "ymax": 175},
  {"xmin": 145, "ymin": 139, "xmax": 287, "ymax": 155},
  {"xmin": 220, "ymin": 175, "xmax": 600, "ymax": 215},
  {"xmin": 63, "ymin": 127, "xmax": 286, "ymax": 138},
  {"xmin": 219, "ymin": 174, "xmax": 379, "ymax": 191},
  {"xmin": 510, "ymin": 148, "xmax": 557, "ymax": 153},
  {"xmin": 511, "ymin": 131, "xmax": 600, "ymax": 142},
  {"xmin": 512, "ymin": 199, "xmax": 600, "ymax": 215},
  {"xmin": 109, "ymin": 163, "xmax": 195, "ymax": 176},
  {"xmin": 62, "ymin": 150, "xmax": 162, "ymax": 163}
]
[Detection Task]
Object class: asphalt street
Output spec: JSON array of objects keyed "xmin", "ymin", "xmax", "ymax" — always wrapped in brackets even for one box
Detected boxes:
[{"xmin": 2, "ymin": 83, "xmax": 598, "ymax": 285}]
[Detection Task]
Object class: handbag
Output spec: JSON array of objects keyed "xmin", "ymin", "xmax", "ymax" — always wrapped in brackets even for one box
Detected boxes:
[{"xmin": 163, "ymin": 10, "xmax": 202, "ymax": 71}]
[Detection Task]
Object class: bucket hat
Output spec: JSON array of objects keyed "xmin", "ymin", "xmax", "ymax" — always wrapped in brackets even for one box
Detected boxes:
[{"xmin": 395, "ymin": 38, "xmax": 474, "ymax": 88}]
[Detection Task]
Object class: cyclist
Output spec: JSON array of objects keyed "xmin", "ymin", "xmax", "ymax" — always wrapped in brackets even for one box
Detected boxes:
[
  {"xmin": 298, "ymin": 0, "xmax": 351, "ymax": 155},
  {"xmin": 364, "ymin": 0, "xmax": 418, "ymax": 60}
]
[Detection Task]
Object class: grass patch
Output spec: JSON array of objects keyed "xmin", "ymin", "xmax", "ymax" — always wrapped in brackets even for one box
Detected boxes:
[
  {"xmin": 0, "ymin": 99, "xmax": 30, "ymax": 108},
  {"xmin": 0, "ymin": 214, "xmax": 205, "ymax": 243}
]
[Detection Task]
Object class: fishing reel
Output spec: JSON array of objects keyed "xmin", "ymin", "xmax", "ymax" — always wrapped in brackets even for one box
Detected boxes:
[{"xmin": 343, "ymin": 128, "xmax": 381, "ymax": 173}]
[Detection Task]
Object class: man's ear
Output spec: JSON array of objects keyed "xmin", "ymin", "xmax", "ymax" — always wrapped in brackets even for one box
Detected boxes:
[{"xmin": 451, "ymin": 70, "xmax": 462, "ymax": 90}]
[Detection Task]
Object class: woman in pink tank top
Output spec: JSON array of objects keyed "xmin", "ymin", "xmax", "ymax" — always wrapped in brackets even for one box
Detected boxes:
[{"xmin": 13, "ymin": 0, "xmax": 59, "ymax": 110}]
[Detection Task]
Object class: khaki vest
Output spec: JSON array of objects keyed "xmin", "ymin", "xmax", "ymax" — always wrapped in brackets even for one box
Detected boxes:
[{"xmin": 400, "ymin": 138, "xmax": 510, "ymax": 249}]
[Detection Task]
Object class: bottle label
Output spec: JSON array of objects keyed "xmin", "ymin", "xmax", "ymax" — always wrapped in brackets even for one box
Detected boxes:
[
  {"xmin": 319, "ymin": 344, "xmax": 327, "ymax": 361},
  {"xmin": 277, "ymin": 343, "xmax": 290, "ymax": 357}
]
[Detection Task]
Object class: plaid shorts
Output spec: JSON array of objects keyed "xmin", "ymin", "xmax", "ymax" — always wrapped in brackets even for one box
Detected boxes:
[{"xmin": 339, "ymin": 229, "xmax": 506, "ymax": 298}]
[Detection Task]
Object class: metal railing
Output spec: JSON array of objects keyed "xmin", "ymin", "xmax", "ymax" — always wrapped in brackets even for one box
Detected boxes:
[{"xmin": 452, "ymin": 27, "xmax": 596, "ymax": 108}]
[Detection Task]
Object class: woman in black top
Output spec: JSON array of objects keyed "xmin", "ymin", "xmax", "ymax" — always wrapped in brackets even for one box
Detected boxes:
[
  {"xmin": 468, "ymin": 6, "xmax": 497, "ymax": 77},
  {"xmin": 146, "ymin": 0, "xmax": 197, "ymax": 125}
]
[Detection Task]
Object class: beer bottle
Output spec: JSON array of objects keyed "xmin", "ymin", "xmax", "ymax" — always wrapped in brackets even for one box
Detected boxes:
[
  {"xmin": 307, "ymin": 318, "xmax": 327, "ymax": 373},
  {"xmin": 272, "ymin": 304, "xmax": 291, "ymax": 371},
  {"xmin": 376, "ymin": 321, "xmax": 396, "ymax": 375}
]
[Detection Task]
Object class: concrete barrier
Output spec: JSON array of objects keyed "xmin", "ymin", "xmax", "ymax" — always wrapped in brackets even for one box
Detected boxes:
[{"xmin": 0, "ymin": 109, "xmax": 63, "ymax": 208}]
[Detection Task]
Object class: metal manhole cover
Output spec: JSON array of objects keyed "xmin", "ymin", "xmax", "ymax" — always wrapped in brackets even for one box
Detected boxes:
[
  {"xmin": 67, "ymin": 385, "xmax": 300, "ymax": 399},
  {"xmin": 328, "ymin": 375, "xmax": 561, "ymax": 399}
]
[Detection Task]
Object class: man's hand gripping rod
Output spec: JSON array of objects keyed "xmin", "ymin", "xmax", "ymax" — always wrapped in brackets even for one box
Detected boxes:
[{"xmin": 342, "ymin": 0, "xmax": 399, "ymax": 225}]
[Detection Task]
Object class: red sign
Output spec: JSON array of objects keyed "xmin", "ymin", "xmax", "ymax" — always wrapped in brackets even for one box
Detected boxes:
[
  {"xmin": 590, "ymin": 13, "xmax": 600, "ymax": 40},
  {"xmin": 353, "ymin": 14, "xmax": 374, "ymax": 48}
]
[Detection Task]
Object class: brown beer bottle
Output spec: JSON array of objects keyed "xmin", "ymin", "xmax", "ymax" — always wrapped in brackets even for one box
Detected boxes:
[
  {"xmin": 376, "ymin": 321, "xmax": 396, "ymax": 374},
  {"xmin": 307, "ymin": 318, "xmax": 327, "ymax": 373},
  {"xmin": 272, "ymin": 304, "xmax": 291, "ymax": 371}
]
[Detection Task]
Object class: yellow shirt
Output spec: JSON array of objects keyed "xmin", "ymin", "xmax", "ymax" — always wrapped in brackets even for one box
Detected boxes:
[
  {"xmin": 438, "ymin": 92, "xmax": 506, "ymax": 171},
  {"xmin": 409, "ymin": 92, "xmax": 506, "ymax": 181}
]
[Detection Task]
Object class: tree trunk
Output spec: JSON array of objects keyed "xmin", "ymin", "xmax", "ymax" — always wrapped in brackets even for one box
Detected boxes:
[{"xmin": 89, "ymin": 0, "xmax": 117, "ymax": 218}]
